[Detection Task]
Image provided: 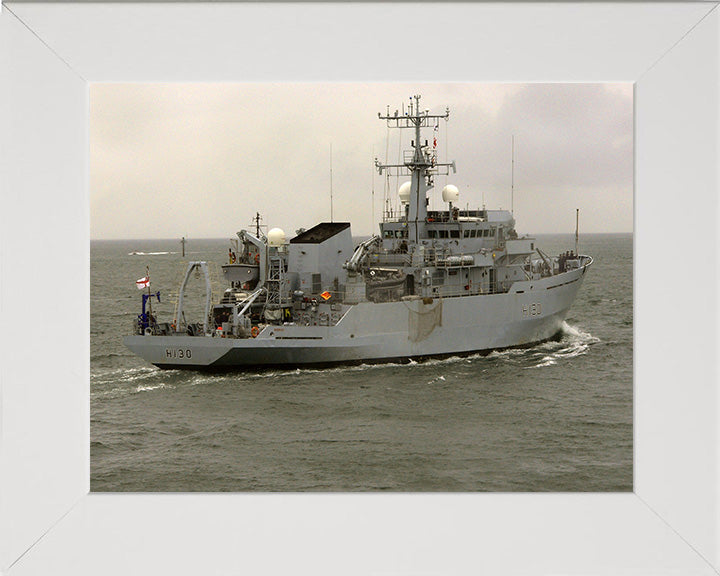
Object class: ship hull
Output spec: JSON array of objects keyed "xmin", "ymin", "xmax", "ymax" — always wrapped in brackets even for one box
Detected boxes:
[{"xmin": 123, "ymin": 263, "xmax": 590, "ymax": 370}]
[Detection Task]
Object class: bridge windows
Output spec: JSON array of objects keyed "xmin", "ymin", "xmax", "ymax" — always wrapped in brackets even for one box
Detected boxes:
[{"xmin": 382, "ymin": 228, "xmax": 408, "ymax": 239}]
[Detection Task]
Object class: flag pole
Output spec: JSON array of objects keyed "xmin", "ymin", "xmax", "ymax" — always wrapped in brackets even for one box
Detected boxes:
[
  {"xmin": 146, "ymin": 265, "xmax": 152, "ymax": 330},
  {"xmin": 511, "ymin": 134, "xmax": 514, "ymax": 216},
  {"xmin": 575, "ymin": 209, "xmax": 579, "ymax": 256},
  {"xmin": 330, "ymin": 143, "xmax": 334, "ymax": 222}
]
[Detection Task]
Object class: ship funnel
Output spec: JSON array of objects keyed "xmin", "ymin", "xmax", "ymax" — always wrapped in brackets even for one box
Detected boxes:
[
  {"xmin": 398, "ymin": 181, "xmax": 411, "ymax": 205},
  {"xmin": 442, "ymin": 184, "xmax": 460, "ymax": 203}
]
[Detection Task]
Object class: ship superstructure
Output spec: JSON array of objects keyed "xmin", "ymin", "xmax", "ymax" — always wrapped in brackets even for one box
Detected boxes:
[{"xmin": 124, "ymin": 95, "xmax": 592, "ymax": 369}]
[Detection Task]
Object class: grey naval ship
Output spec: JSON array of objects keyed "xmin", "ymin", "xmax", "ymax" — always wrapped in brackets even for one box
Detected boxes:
[{"xmin": 124, "ymin": 95, "xmax": 593, "ymax": 369}]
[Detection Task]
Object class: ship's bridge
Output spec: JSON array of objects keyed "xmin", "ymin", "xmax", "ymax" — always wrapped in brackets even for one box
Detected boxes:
[{"xmin": 380, "ymin": 208, "xmax": 519, "ymax": 247}]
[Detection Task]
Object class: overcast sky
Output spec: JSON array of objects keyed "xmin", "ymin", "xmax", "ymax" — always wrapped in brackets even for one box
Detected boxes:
[{"xmin": 91, "ymin": 83, "xmax": 632, "ymax": 240}]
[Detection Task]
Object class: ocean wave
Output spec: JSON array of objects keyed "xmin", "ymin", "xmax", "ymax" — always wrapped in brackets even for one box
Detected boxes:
[
  {"xmin": 91, "ymin": 364, "xmax": 183, "ymax": 399},
  {"xmin": 486, "ymin": 348, "xmax": 526, "ymax": 360},
  {"xmin": 533, "ymin": 357, "xmax": 557, "ymax": 368},
  {"xmin": 92, "ymin": 379, "xmax": 175, "ymax": 400},
  {"xmin": 133, "ymin": 382, "xmax": 172, "ymax": 393},
  {"xmin": 559, "ymin": 321, "xmax": 599, "ymax": 342},
  {"xmin": 92, "ymin": 365, "xmax": 156, "ymax": 383},
  {"xmin": 527, "ymin": 322, "xmax": 599, "ymax": 368}
]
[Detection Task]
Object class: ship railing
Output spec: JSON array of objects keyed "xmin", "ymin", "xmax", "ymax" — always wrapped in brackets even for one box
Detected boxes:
[
  {"xmin": 429, "ymin": 283, "xmax": 508, "ymax": 299},
  {"xmin": 426, "ymin": 280, "xmax": 505, "ymax": 299},
  {"xmin": 365, "ymin": 284, "xmax": 405, "ymax": 303},
  {"xmin": 332, "ymin": 277, "xmax": 509, "ymax": 303},
  {"xmin": 131, "ymin": 317, "xmax": 173, "ymax": 336},
  {"xmin": 426, "ymin": 210, "xmax": 485, "ymax": 222},
  {"xmin": 424, "ymin": 251, "xmax": 475, "ymax": 268},
  {"xmin": 132, "ymin": 319, "xmax": 143, "ymax": 335},
  {"xmin": 382, "ymin": 207, "xmax": 406, "ymax": 222},
  {"xmin": 370, "ymin": 252, "xmax": 412, "ymax": 267}
]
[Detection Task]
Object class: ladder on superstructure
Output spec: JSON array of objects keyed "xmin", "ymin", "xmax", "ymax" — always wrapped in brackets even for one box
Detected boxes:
[{"xmin": 264, "ymin": 255, "xmax": 285, "ymax": 310}]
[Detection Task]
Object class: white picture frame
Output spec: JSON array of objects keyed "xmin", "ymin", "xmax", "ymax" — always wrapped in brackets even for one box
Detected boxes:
[{"xmin": 1, "ymin": 2, "xmax": 718, "ymax": 574}]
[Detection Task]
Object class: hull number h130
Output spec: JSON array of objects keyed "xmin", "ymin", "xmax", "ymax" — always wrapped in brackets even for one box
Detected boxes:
[
  {"xmin": 522, "ymin": 303, "xmax": 542, "ymax": 317},
  {"xmin": 166, "ymin": 348, "xmax": 192, "ymax": 359}
]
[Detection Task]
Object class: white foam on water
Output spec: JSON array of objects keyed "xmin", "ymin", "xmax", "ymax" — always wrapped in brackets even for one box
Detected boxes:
[
  {"xmin": 486, "ymin": 348, "xmax": 528, "ymax": 360},
  {"xmin": 133, "ymin": 382, "xmax": 171, "ymax": 394},
  {"xmin": 92, "ymin": 366, "xmax": 156, "ymax": 387},
  {"xmin": 91, "ymin": 364, "xmax": 183, "ymax": 398},
  {"xmin": 528, "ymin": 322, "xmax": 599, "ymax": 368},
  {"xmin": 559, "ymin": 321, "xmax": 599, "ymax": 342},
  {"xmin": 95, "ymin": 381, "xmax": 175, "ymax": 400}
]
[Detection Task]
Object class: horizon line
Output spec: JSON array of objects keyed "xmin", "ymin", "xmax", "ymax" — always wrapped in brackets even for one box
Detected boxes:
[{"xmin": 91, "ymin": 231, "xmax": 634, "ymax": 242}]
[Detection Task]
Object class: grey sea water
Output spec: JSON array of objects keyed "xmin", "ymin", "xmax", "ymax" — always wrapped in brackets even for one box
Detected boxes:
[{"xmin": 91, "ymin": 233, "xmax": 632, "ymax": 492}]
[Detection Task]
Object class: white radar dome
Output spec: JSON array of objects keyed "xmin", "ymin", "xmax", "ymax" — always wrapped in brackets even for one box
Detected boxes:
[
  {"xmin": 398, "ymin": 181, "xmax": 412, "ymax": 205},
  {"xmin": 442, "ymin": 184, "xmax": 460, "ymax": 203},
  {"xmin": 267, "ymin": 228, "xmax": 286, "ymax": 247}
]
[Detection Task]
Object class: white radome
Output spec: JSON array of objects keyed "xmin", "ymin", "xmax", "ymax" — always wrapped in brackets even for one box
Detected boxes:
[
  {"xmin": 442, "ymin": 184, "xmax": 460, "ymax": 203},
  {"xmin": 267, "ymin": 227, "xmax": 286, "ymax": 246}
]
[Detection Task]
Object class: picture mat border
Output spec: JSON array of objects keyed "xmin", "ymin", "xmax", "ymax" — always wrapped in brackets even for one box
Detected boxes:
[{"xmin": 1, "ymin": 2, "xmax": 719, "ymax": 574}]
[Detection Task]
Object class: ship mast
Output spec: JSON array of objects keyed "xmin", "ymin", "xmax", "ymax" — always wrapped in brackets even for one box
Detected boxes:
[
  {"xmin": 375, "ymin": 95, "xmax": 456, "ymax": 243},
  {"xmin": 511, "ymin": 135, "xmax": 515, "ymax": 216},
  {"xmin": 575, "ymin": 208, "xmax": 579, "ymax": 255}
]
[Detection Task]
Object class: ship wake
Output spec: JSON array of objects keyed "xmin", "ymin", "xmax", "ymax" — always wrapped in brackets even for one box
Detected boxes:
[
  {"xmin": 91, "ymin": 366, "xmax": 178, "ymax": 399},
  {"xmin": 527, "ymin": 322, "xmax": 599, "ymax": 368}
]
